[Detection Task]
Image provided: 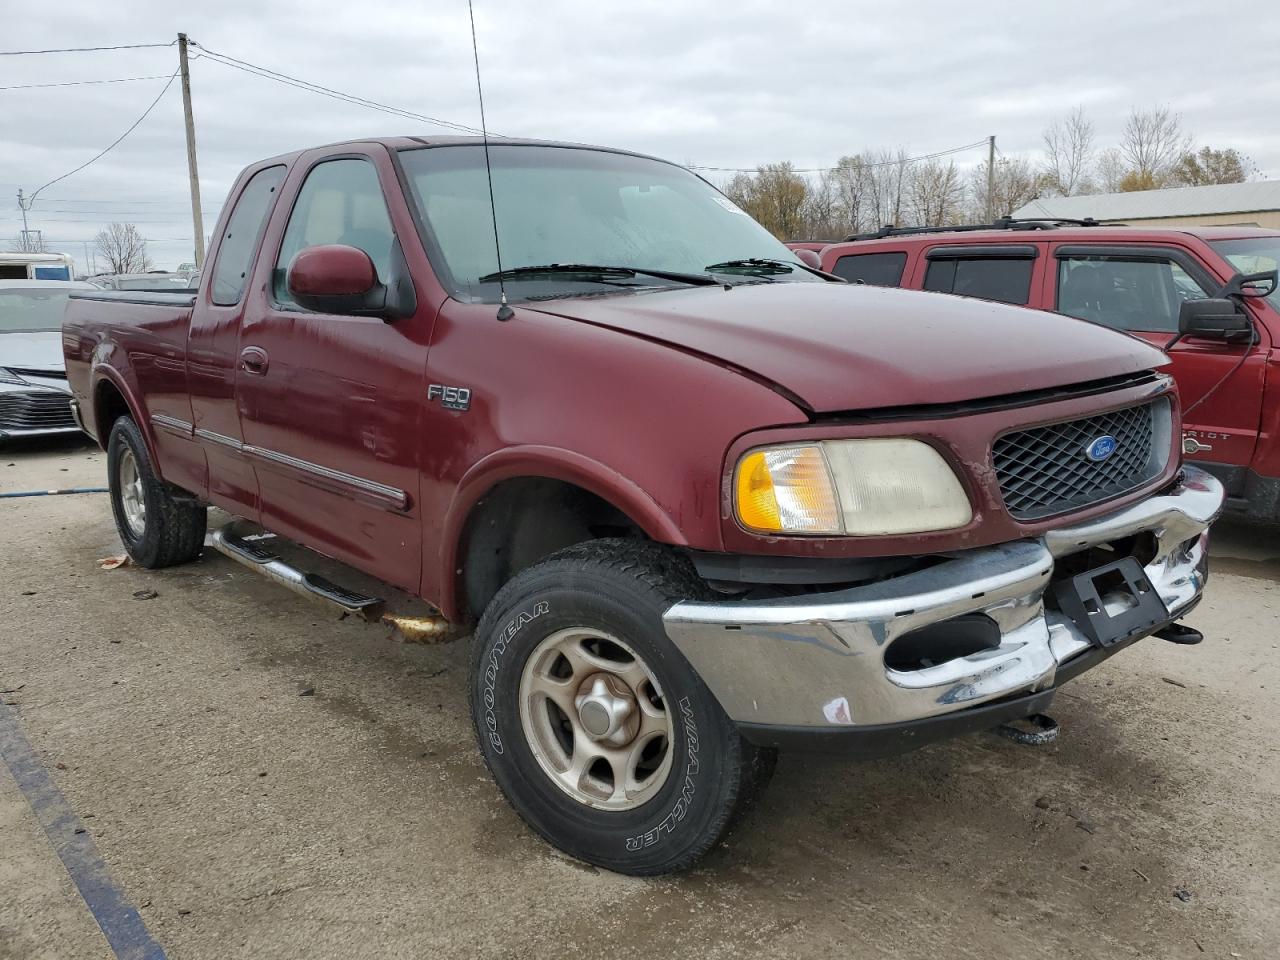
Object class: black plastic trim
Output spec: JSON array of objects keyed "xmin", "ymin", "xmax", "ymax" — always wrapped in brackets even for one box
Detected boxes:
[
  {"xmin": 687, "ymin": 551, "xmax": 918, "ymax": 586},
  {"xmin": 925, "ymin": 243, "xmax": 1039, "ymax": 260}
]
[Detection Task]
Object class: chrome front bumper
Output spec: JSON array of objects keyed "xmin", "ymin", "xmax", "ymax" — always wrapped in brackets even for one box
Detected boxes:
[{"xmin": 664, "ymin": 467, "xmax": 1225, "ymax": 730}]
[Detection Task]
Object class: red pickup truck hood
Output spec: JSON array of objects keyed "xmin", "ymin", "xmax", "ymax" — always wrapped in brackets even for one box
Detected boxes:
[{"xmin": 526, "ymin": 282, "xmax": 1167, "ymax": 413}]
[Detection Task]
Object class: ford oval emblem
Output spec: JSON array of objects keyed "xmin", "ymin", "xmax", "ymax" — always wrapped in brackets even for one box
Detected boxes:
[{"xmin": 1085, "ymin": 435, "xmax": 1118, "ymax": 462}]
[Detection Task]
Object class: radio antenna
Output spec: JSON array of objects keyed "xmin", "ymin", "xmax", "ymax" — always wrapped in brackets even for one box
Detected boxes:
[{"xmin": 468, "ymin": 0, "xmax": 513, "ymax": 321}]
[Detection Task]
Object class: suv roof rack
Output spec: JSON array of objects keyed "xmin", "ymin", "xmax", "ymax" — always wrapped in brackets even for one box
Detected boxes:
[{"xmin": 844, "ymin": 216, "xmax": 1104, "ymax": 242}]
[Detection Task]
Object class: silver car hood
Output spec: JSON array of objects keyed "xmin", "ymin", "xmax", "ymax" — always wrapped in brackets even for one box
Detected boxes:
[{"xmin": 1, "ymin": 330, "xmax": 64, "ymax": 375}]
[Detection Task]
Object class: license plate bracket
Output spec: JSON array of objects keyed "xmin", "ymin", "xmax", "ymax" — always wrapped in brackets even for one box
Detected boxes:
[{"xmin": 1051, "ymin": 556, "xmax": 1169, "ymax": 649}]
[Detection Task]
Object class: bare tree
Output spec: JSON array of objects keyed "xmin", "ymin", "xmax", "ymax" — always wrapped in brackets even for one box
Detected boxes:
[
  {"xmin": 970, "ymin": 156, "xmax": 1041, "ymax": 220},
  {"xmin": 1119, "ymin": 106, "xmax": 1192, "ymax": 189},
  {"xmin": 1094, "ymin": 148, "xmax": 1127, "ymax": 194},
  {"xmin": 8, "ymin": 232, "xmax": 48, "ymax": 253},
  {"xmin": 95, "ymin": 222, "xmax": 152, "ymax": 274},
  {"xmin": 829, "ymin": 155, "xmax": 871, "ymax": 237},
  {"xmin": 800, "ymin": 172, "xmax": 840, "ymax": 240},
  {"xmin": 1042, "ymin": 106, "xmax": 1096, "ymax": 196},
  {"xmin": 908, "ymin": 159, "xmax": 965, "ymax": 226}
]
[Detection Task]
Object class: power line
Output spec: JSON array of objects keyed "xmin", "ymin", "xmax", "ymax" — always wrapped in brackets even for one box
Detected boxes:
[
  {"xmin": 24, "ymin": 69, "xmax": 180, "ymax": 205},
  {"xmin": 0, "ymin": 75, "xmax": 170, "ymax": 91},
  {"xmin": 39, "ymin": 197, "xmax": 222, "ymax": 205},
  {"xmin": 688, "ymin": 139, "xmax": 992, "ymax": 175},
  {"xmin": 191, "ymin": 42, "xmax": 493, "ymax": 137},
  {"xmin": 0, "ymin": 42, "xmax": 173, "ymax": 56}
]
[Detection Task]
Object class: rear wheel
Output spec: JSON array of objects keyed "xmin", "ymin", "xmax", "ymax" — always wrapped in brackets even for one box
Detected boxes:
[
  {"xmin": 470, "ymin": 539, "xmax": 775, "ymax": 875},
  {"xmin": 107, "ymin": 416, "xmax": 206, "ymax": 568}
]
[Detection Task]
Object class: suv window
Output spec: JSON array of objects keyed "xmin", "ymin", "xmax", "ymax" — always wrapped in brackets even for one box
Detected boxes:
[
  {"xmin": 922, "ymin": 257, "xmax": 1033, "ymax": 305},
  {"xmin": 1057, "ymin": 255, "xmax": 1210, "ymax": 332},
  {"xmin": 210, "ymin": 165, "xmax": 285, "ymax": 306},
  {"xmin": 273, "ymin": 158, "xmax": 394, "ymax": 307},
  {"xmin": 831, "ymin": 252, "xmax": 907, "ymax": 287}
]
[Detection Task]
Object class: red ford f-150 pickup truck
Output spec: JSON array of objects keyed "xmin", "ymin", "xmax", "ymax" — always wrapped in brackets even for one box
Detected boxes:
[
  {"xmin": 796, "ymin": 221, "xmax": 1280, "ymax": 522},
  {"xmin": 64, "ymin": 137, "xmax": 1225, "ymax": 875}
]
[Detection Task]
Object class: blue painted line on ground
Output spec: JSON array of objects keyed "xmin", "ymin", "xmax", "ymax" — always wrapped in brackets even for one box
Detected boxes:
[
  {"xmin": 0, "ymin": 487, "xmax": 109, "ymax": 499},
  {"xmin": 0, "ymin": 700, "xmax": 168, "ymax": 960}
]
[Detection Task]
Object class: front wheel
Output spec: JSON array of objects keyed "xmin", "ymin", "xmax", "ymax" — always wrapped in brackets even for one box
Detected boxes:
[{"xmin": 470, "ymin": 539, "xmax": 775, "ymax": 875}]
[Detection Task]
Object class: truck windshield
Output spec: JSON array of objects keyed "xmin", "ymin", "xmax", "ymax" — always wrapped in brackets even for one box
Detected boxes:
[
  {"xmin": 1212, "ymin": 238, "xmax": 1280, "ymax": 311},
  {"xmin": 398, "ymin": 144, "xmax": 820, "ymax": 302},
  {"xmin": 0, "ymin": 288, "xmax": 70, "ymax": 332}
]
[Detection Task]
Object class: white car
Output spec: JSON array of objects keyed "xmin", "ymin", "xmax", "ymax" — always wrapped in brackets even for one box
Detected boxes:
[{"xmin": 0, "ymin": 279, "xmax": 94, "ymax": 439}]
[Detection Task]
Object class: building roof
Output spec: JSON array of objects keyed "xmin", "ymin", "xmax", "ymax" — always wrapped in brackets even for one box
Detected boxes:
[{"xmin": 1012, "ymin": 179, "xmax": 1280, "ymax": 222}]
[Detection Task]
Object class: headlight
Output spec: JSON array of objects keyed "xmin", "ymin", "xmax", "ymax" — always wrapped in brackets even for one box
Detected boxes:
[
  {"xmin": 0, "ymin": 368, "xmax": 27, "ymax": 385},
  {"xmin": 734, "ymin": 439, "xmax": 972, "ymax": 536}
]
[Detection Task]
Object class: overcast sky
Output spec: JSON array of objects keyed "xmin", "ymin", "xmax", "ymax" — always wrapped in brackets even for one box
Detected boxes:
[{"xmin": 4, "ymin": 0, "xmax": 1280, "ymax": 270}]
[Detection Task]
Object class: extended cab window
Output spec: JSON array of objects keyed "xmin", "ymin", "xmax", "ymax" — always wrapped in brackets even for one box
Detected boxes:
[
  {"xmin": 273, "ymin": 158, "xmax": 395, "ymax": 307},
  {"xmin": 923, "ymin": 255, "xmax": 1034, "ymax": 305},
  {"xmin": 210, "ymin": 165, "xmax": 285, "ymax": 306},
  {"xmin": 1057, "ymin": 255, "xmax": 1209, "ymax": 332},
  {"xmin": 832, "ymin": 252, "xmax": 906, "ymax": 287}
]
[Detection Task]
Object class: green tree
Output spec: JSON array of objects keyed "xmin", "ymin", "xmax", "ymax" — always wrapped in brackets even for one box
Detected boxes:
[{"xmin": 1170, "ymin": 147, "xmax": 1253, "ymax": 186}]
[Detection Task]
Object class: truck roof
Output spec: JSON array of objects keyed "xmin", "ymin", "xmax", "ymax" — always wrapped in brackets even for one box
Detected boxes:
[{"xmin": 253, "ymin": 135, "xmax": 672, "ymax": 168}]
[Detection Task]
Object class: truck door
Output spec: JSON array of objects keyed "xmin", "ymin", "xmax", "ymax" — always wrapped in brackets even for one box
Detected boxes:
[
  {"xmin": 187, "ymin": 162, "xmax": 287, "ymax": 516},
  {"xmin": 234, "ymin": 148, "xmax": 428, "ymax": 592},
  {"xmin": 1051, "ymin": 243, "xmax": 1268, "ymax": 484}
]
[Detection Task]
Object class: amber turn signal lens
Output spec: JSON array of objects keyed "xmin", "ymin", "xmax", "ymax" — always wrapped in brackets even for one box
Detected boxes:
[{"xmin": 734, "ymin": 446, "xmax": 841, "ymax": 534}]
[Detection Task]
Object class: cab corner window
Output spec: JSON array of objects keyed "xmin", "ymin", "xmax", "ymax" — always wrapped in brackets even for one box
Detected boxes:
[
  {"xmin": 832, "ymin": 251, "xmax": 907, "ymax": 287},
  {"xmin": 273, "ymin": 158, "xmax": 395, "ymax": 308},
  {"xmin": 209, "ymin": 165, "xmax": 285, "ymax": 307},
  {"xmin": 1057, "ymin": 255, "xmax": 1209, "ymax": 332},
  {"xmin": 923, "ymin": 256, "xmax": 1033, "ymax": 305}
]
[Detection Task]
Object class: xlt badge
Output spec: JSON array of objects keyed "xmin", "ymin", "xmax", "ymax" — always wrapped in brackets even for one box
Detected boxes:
[{"xmin": 428, "ymin": 384, "xmax": 472, "ymax": 411}]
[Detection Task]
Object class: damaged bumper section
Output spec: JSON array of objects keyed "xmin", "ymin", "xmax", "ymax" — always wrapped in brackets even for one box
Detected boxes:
[{"xmin": 663, "ymin": 466, "xmax": 1225, "ymax": 755}]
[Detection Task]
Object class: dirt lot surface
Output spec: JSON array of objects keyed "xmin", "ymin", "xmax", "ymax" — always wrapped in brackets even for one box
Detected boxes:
[{"xmin": 2, "ymin": 437, "xmax": 1278, "ymax": 960}]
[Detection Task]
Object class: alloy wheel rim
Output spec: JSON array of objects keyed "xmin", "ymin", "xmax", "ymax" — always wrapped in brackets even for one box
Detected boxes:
[
  {"xmin": 118, "ymin": 447, "xmax": 146, "ymax": 538},
  {"xmin": 518, "ymin": 627, "xmax": 673, "ymax": 811}
]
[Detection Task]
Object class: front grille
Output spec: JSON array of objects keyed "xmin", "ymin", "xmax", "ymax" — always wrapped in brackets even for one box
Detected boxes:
[
  {"xmin": 0, "ymin": 391, "xmax": 77, "ymax": 432},
  {"xmin": 993, "ymin": 399, "xmax": 1169, "ymax": 521}
]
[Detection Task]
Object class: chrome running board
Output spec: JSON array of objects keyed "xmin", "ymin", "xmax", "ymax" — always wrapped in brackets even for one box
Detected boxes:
[{"xmin": 210, "ymin": 521, "xmax": 386, "ymax": 622}]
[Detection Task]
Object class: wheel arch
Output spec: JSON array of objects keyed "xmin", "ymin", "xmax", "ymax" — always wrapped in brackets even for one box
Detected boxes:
[{"xmin": 440, "ymin": 446, "xmax": 688, "ymax": 623}]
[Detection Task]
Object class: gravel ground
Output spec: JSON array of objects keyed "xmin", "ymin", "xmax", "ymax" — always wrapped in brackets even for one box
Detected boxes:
[{"xmin": 2, "ymin": 436, "xmax": 1277, "ymax": 960}]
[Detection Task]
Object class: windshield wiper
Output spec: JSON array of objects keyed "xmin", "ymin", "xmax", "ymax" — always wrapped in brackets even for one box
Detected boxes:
[
  {"xmin": 704, "ymin": 257, "xmax": 799, "ymax": 275},
  {"xmin": 478, "ymin": 263, "xmax": 721, "ymax": 287}
]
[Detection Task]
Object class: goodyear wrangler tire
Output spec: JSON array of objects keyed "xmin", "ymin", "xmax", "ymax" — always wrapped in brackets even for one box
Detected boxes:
[
  {"xmin": 470, "ymin": 539, "xmax": 775, "ymax": 875},
  {"xmin": 107, "ymin": 416, "xmax": 206, "ymax": 569}
]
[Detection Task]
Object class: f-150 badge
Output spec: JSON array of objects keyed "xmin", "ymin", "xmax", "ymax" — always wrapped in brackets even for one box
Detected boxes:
[{"xmin": 428, "ymin": 384, "xmax": 472, "ymax": 411}]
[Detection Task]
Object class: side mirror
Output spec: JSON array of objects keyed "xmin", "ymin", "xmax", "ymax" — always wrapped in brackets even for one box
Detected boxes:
[
  {"xmin": 286, "ymin": 244, "xmax": 415, "ymax": 320},
  {"xmin": 1219, "ymin": 268, "xmax": 1278, "ymax": 300},
  {"xmin": 793, "ymin": 248, "xmax": 822, "ymax": 269},
  {"xmin": 1178, "ymin": 297, "xmax": 1252, "ymax": 341}
]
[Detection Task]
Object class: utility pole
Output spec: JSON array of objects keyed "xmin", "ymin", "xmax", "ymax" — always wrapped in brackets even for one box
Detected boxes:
[
  {"xmin": 17, "ymin": 189, "xmax": 31, "ymax": 251},
  {"xmin": 177, "ymin": 33, "xmax": 205, "ymax": 268},
  {"xmin": 986, "ymin": 135, "xmax": 996, "ymax": 222}
]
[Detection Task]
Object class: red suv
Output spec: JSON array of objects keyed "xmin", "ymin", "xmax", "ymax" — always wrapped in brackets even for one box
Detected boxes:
[{"xmin": 801, "ymin": 223, "xmax": 1280, "ymax": 522}]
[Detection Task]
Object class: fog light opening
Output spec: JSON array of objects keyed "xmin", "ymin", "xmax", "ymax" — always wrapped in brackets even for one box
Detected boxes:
[{"xmin": 884, "ymin": 614, "xmax": 1002, "ymax": 672}]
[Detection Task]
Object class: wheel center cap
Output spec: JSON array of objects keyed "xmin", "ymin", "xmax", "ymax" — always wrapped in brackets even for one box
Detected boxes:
[{"xmin": 574, "ymin": 674, "xmax": 638, "ymax": 745}]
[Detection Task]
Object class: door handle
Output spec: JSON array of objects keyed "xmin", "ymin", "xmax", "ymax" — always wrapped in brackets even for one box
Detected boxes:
[{"xmin": 240, "ymin": 346, "xmax": 269, "ymax": 375}]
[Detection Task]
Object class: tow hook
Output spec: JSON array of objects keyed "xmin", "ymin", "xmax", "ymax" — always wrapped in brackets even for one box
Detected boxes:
[
  {"xmin": 1155, "ymin": 623, "xmax": 1204, "ymax": 645},
  {"xmin": 994, "ymin": 713, "xmax": 1059, "ymax": 746}
]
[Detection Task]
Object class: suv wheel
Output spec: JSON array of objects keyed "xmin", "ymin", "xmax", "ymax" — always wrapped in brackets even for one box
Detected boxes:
[
  {"xmin": 470, "ymin": 539, "xmax": 775, "ymax": 875},
  {"xmin": 107, "ymin": 416, "xmax": 206, "ymax": 568}
]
